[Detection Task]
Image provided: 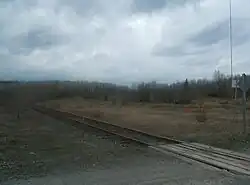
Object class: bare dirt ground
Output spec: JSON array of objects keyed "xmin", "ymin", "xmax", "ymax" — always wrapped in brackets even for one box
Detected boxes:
[
  {"xmin": 4, "ymin": 152, "xmax": 250, "ymax": 185},
  {"xmin": 44, "ymin": 97, "xmax": 250, "ymax": 150},
  {"xmin": 0, "ymin": 108, "xmax": 139, "ymax": 182},
  {"xmin": 1, "ymin": 106, "xmax": 250, "ymax": 184},
  {"xmin": 0, "ymin": 108, "xmax": 86, "ymax": 182}
]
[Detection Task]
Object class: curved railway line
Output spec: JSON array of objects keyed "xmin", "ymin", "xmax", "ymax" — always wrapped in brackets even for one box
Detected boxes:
[{"xmin": 34, "ymin": 106, "xmax": 250, "ymax": 177}]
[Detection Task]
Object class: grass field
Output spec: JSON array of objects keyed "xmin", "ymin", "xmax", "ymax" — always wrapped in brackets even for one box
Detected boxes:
[{"xmin": 44, "ymin": 97, "xmax": 250, "ymax": 149}]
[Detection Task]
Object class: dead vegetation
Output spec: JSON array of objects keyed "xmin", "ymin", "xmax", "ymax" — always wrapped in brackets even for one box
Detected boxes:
[{"xmin": 43, "ymin": 97, "xmax": 249, "ymax": 148}]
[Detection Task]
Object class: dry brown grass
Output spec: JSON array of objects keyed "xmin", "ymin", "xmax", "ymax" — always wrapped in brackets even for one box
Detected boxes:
[{"xmin": 44, "ymin": 97, "xmax": 250, "ymax": 147}]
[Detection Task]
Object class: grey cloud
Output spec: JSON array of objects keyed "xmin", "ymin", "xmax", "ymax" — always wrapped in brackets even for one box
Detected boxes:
[
  {"xmin": 0, "ymin": 69, "xmax": 71, "ymax": 81},
  {"xmin": 189, "ymin": 20, "xmax": 229, "ymax": 46},
  {"xmin": 156, "ymin": 18, "xmax": 250, "ymax": 58},
  {"xmin": 1, "ymin": 0, "xmax": 250, "ymax": 83},
  {"xmin": 189, "ymin": 18, "xmax": 250, "ymax": 47},
  {"xmin": 0, "ymin": 50, "xmax": 71, "ymax": 80},
  {"xmin": 0, "ymin": 0, "xmax": 37, "ymax": 10},
  {"xmin": 12, "ymin": 70, "xmax": 72, "ymax": 81},
  {"xmin": 153, "ymin": 45, "xmax": 186, "ymax": 57},
  {"xmin": 59, "ymin": 0, "xmax": 96, "ymax": 16},
  {"xmin": 233, "ymin": 34, "xmax": 250, "ymax": 46},
  {"xmin": 0, "ymin": 0, "xmax": 16, "ymax": 4},
  {"xmin": 0, "ymin": 53, "xmax": 19, "ymax": 69},
  {"xmin": 153, "ymin": 44, "xmax": 208, "ymax": 57},
  {"xmin": 59, "ymin": 0, "xmax": 130, "ymax": 18},
  {"xmin": 131, "ymin": 0, "xmax": 200, "ymax": 13},
  {"xmin": 0, "ymin": 52, "xmax": 24, "ymax": 79},
  {"xmin": 231, "ymin": 19, "xmax": 250, "ymax": 46},
  {"xmin": 5, "ymin": 27, "xmax": 67, "ymax": 55},
  {"xmin": 132, "ymin": 0, "xmax": 166, "ymax": 13}
]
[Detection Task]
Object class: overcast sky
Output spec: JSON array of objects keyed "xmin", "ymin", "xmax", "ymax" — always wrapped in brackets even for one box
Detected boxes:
[{"xmin": 0, "ymin": 0, "xmax": 249, "ymax": 84}]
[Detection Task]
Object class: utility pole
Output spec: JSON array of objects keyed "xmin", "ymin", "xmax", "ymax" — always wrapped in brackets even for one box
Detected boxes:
[
  {"xmin": 229, "ymin": 0, "xmax": 236, "ymax": 99},
  {"xmin": 240, "ymin": 74, "xmax": 248, "ymax": 134}
]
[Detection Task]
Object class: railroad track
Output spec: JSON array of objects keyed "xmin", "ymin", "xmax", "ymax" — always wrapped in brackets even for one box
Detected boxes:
[{"xmin": 34, "ymin": 106, "xmax": 250, "ymax": 176}]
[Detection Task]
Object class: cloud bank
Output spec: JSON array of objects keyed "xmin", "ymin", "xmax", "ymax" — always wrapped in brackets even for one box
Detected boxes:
[{"xmin": 0, "ymin": 0, "xmax": 250, "ymax": 84}]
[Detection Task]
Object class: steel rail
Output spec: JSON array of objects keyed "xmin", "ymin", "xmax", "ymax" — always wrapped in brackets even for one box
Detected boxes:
[{"xmin": 34, "ymin": 106, "xmax": 250, "ymax": 176}]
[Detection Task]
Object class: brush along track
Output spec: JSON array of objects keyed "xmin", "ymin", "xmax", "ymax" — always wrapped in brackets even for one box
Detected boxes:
[{"xmin": 34, "ymin": 106, "xmax": 250, "ymax": 176}]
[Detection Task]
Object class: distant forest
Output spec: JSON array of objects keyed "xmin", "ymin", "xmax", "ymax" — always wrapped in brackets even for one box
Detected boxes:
[{"xmin": 0, "ymin": 70, "xmax": 248, "ymax": 117}]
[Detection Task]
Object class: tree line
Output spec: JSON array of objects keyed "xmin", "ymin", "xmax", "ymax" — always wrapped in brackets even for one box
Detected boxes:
[{"xmin": 0, "ymin": 70, "xmax": 247, "ymax": 117}]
